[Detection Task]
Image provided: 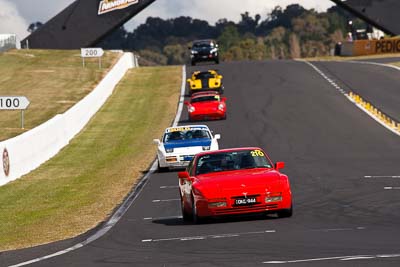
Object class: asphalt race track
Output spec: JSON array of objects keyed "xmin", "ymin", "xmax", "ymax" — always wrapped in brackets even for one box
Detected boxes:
[{"xmin": 2, "ymin": 60, "xmax": 400, "ymax": 267}]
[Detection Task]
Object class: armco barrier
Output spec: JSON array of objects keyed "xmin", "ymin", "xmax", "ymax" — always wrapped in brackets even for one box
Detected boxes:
[{"xmin": 0, "ymin": 52, "xmax": 135, "ymax": 186}]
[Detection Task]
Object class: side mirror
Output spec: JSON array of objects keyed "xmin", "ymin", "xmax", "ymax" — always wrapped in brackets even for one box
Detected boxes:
[
  {"xmin": 221, "ymin": 97, "xmax": 227, "ymax": 102},
  {"xmin": 184, "ymin": 101, "xmax": 189, "ymax": 106},
  {"xmin": 214, "ymin": 134, "xmax": 221, "ymax": 140},
  {"xmin": 217, "ymin": 75, "xmax": 223, "ymax": 79},
  {"xmin": 178, "ymin": 171, "xmax": 190, "ymax": 179},
  {"xmin": 187, "ymin": 79, "xmax": 191, "ymax": 83},
  {"xmin": 216, "ymin": 44, "xmax": 219, "ymax": 48},
  {"xmin": 275, "ymin": 162, "xmax": 285, "ymax": 171},
  {"xmin": 153, "ymin": 139, "xmax": 161, "ymax": 145}
]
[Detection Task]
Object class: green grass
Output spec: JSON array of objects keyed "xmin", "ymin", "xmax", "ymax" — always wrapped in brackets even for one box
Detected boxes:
[
  {"xmin": 0, "ymin": 49, "xmax": 120, "ymax": 140},
  {"xmin": 0, "ymin": 66, "xmax": 182, "ymax": 251}
]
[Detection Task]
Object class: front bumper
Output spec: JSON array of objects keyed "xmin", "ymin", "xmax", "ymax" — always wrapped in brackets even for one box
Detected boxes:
[
  {"xmin": 195, "ymin": 194, "xmax": 292, "ymax": 217},
  {"xmin": 189, "ymin": 110, "xmax": 225, "ymax": 121},
  {"xmin": 158, "ymin": 154, "xmax": 195, "ymax": 169},
  {"xmin": 192, "ymin": 53, "xmax": 218, "ymax": 62}
]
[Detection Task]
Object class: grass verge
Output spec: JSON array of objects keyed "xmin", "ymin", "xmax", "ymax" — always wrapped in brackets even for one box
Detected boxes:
[
  {"xmin": 0, "ymin": 65, "xmax": 182, "ymax": 251},
  {"xmin": 0, "ymin": 49, "xmax": 120, "ymax": 140},
  {"xmin": 302, "ymin": 53, "xmax": 400, "ymax": 62}
]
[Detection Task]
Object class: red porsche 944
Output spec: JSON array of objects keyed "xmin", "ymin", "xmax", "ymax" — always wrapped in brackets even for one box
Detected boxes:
[
  {"xmin": 178, "ymin": 147, "xmax": 293, "ymax": 223},
  {"xmin": 184, "ymin": 91, "xmax": 226, "ymax": 121}
]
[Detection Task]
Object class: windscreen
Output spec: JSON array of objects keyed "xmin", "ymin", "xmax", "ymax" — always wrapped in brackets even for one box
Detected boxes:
[
  {"xmin": 191, "ymin": 95, "xmax": 220, "ymax": 103},
  {"xmin": 194, "ymin": 72, "xmax": 214, "ymax": 79},
  {"xmin": 193, "ymin": 42, "xmax": 213, "ymax": 49},
  {"xmin": 164, "ymin": 127, "xmax": 211, "ymax": 143},
  {"xmin": 196, "ymin": 149, "xmax": 273, "ymax": 175}
]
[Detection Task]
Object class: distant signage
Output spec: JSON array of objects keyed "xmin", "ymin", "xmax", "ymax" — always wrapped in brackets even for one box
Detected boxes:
[
  {"xmin": 98, "ymin": 0, "xmax": 139, "ymax": 15},
  {"xmin": 0, "ymin": 96, "xmax": 30, "ymax": 110},
  {"xmin": 81, "ymin": 48, "xmax": 104, "ymax": 58},
  {"xmin": 375, "ymin": 38, "xmax": 400, "ymax": 53}
]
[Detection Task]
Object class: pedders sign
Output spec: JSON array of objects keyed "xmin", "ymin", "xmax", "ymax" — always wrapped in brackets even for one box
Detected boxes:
[
  {"xmin": 98, "ymin": 0, "xmax": 139, "ymax": 15},
  {"xmin": 375, "ymin": 38, "xmax": 400, "ymax": 53},
  {"xmin": 3, "ymin": 148, "xmax": 10, "ymax": 177}
]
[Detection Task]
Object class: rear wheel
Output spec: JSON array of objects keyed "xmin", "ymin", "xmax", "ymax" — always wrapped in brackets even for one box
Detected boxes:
[
  {"xmin": 157, "ymin": 161, "xmax": 168, "ymax": 173},
  {"xmin": 277, "ymin": 204, "xmax": 293, "ymax": 218}
]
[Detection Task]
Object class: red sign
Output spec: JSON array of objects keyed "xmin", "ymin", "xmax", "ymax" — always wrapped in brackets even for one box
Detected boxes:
[{"xmin": 3, "ymin": 148, "xmax": 10, "ymax": 177}]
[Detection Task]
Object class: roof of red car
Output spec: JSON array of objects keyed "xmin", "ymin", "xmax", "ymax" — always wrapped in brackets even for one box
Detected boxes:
[
  {"xmin": 191, "ymin": 91, "xmax": 220, "ymax": 98},
  {"xmin": 196, "ymin": 147, "xmax": 263, "ymax": 157}
]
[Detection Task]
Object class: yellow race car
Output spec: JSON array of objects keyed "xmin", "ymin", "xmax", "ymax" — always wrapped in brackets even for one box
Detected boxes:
[{"xmin": 187, "ymin": 70, "xmax": 224, "ymax": 96}]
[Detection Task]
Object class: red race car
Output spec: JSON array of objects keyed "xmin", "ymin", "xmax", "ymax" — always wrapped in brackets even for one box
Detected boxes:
[
  {"xmin": 184, "ymin": 91, "xmax": 227, "ymax": 121},
  {"xmin": 178, "ymin": 147, "xmax": 293, "ymax": 223}
]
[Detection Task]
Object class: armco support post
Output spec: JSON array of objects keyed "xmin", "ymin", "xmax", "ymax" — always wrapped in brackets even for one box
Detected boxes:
[{"xmin": 21, "ymin": 0, "xmax": 157, "ymax": 49}]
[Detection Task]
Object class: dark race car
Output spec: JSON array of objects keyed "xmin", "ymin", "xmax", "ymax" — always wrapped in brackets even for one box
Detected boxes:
[{"xmin": 189, "ymin": 39, "xmax": 219, "ymax": 66}]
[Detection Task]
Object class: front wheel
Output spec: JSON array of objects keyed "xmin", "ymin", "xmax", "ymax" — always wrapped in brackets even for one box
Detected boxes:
[
  {"xmin": 157, "ymin": 161, "xmax": 168, "ymax": 173},
  {"xmin": 277, "ymin": 204, "xmax": 293, "ymax": 218},
  {"xmin": 192, "ymin": 196, "xmax": 203, "ymax": 224},
  {"xmin": 181, "ymin": 197, "xmax": 191, "ymax": 222}
]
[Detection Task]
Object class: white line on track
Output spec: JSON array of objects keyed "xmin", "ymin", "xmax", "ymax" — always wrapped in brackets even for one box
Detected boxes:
[
  {"xmin": 384, "ymin": 187, "xmax": 400, "ymax": 190},
  {"xmin": 263, "ymin": 253, "xmax": 400, "ymax": 264},
  {"xmin": 303, "ymin": 61, "xmax": 400, "ymax": 137},
  {"xmin": 10, "ymin": 66, "xmax": 188, "ymax": 267},
  {"xmin": 160, "ymin": 185, "xmax": 179, "ymax": 189},
  {"xmin": 141, "ymin": 230, "xmax": 276, "ymax": 243},
  {"xmin": 143, "ymin": 215, "xmax": 182, "ymax": 221},
  {"xmin": 152, "ymin": 198, "xmax": 180, "ymax": 203},
  {"xmin": 364, "ymin": 175, "xmax": 400, "ymax": 178}
]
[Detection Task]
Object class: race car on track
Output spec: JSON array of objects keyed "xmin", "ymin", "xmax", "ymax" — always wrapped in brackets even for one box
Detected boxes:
[
  {"xmin": 153, "ymin": 125, "xmax": 221, "ymax": 171},
  {"xmin": 184, "ymin": 91, "xmax": 227, "ymax": 121},
  {"xmin": 189, "ymin": 39, "xmax": 219, "ymax": 66},
  {"xmin": 187, "ymin": 70, "xmax": 223, "ymax": 96},
  {"xmin": 178, "ymin": 147, "xmax": 293, "ymax": 223}
]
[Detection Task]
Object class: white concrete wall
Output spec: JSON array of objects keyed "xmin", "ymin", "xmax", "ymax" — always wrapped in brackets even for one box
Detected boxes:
[{"xmin": 0, "ymin": 52, "xmax": 135, "ymax": 186}]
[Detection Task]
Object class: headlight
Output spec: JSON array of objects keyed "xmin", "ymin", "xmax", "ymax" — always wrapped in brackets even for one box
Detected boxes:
[
  {"xmin": 202, "ymin": 146, "xmax": 211, "ymax": 151},
  {"xmin": 208, "ymin": 198, "xmax": 227, "ymax": 208},
  {"xmin": 265, "ymin": 196, "xmax": 282, "ymax": 203},
  {"xmin": 166, "ymin": 148, "xmax": 174, "ymax": 153},
  {"xmin": 218, "ymin": 103, "xmax": 224, "ymax": 111},
  {"xmin": 188, "ymin": 106, "xmax": 195, "ymax": 113},
  {"xmin": 191, "ymin": 50, "xmax": 198, "ymax": 54}
]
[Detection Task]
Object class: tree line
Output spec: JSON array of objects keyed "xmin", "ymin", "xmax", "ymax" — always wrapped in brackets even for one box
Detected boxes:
[{"xmin": 29, "ymin": 4, "xmax": 365, "ymax": 65}]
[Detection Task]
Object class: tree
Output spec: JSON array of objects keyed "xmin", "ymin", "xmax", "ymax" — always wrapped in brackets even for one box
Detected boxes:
[
  {"xmin": 289, "ymin": 33, "xmax": 301, "ymax": 58},
  {"xmin": 218, "ymin": 25, "xmax": 240, "ymax": 51},
  {"xmin": 27, "ymin": 22, "xmax": 43, "ymax": 33}
]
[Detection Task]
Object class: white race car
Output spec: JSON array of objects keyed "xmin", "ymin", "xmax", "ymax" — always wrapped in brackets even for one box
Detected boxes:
[{"xmin": 153, "ymin": 125, "xmax": 221, "ymax": 171}]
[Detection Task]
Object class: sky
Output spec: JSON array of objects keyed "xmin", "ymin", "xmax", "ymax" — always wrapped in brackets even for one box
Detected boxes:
[{"xmin": 0, "ymin": 0, "xmax": 334, "ymax": 40}]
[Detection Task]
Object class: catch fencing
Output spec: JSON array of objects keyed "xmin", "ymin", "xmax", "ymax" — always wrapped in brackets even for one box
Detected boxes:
[{"xmin": 0, "ymin": 34, "xmax": 18, "ymax": 52}]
